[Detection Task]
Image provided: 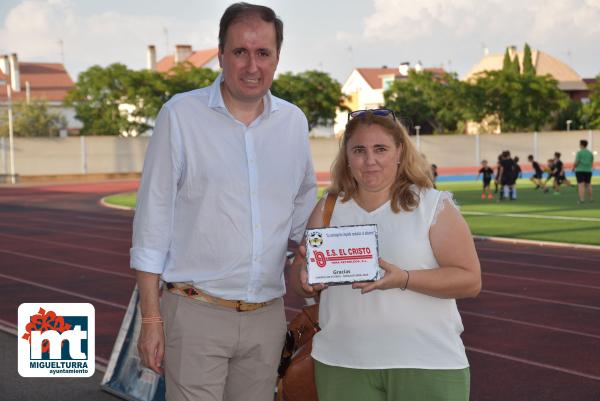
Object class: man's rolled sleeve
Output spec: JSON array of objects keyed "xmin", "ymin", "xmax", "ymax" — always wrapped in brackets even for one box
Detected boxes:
[
  {"xmin": 130, "ymin": 103, "xmax": 183, "ymax": 274},
  {"xmin": 130, "ymin": 247, "xmax": 169, "ymax": 274}
]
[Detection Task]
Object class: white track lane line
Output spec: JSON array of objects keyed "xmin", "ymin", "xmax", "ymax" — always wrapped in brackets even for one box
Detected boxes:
[
  {"xmin": 0, "ymin": 249, "xmax": 134, "ymax": 279},
  {"xmin": 0, "ymin": 273, "xmax": 301, "ymax": 315},
  {"xmin": 463, "ymin": 211, "xmax": 600, "ymax": 222},
  {"xmin": 482, "ymin": 272, "xmax": 600, "ymax": 290},
  {"xmin": 460, "ymin": 310, "xmax": 600, "ymax": 340},
  {"xmin": 0, "ymin": 232, "xmax": 127, "ymax": 257},
  {"xmin": 466, "ymin": 346, "xmax": 600, "ymax": 381},
  {"xmin": 18, "ymin": 216, "xmax": 132, "ymax": 233},
  {"xmin": 0, "ymin": 221, "xmax": 129, "ymax": 243},
  {"xmin": 480, "ymin": 257, "xmax": 600, "ymax": 274},
  {"xmin": 476, "ymin": 245, "xmax": 600, "ymax": 263},
  {"xmin": 482, "ymin": 290, "xmax": 600, "ymax": 311},
  {"xmin": 0, "ymin": 273, "xmax": 128, "ymax": 310}
]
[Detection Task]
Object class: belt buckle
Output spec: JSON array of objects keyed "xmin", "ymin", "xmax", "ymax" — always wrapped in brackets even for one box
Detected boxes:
[
  {"xmin": 237, "ymin": 301, "xmax": 262, "ymax": 312},
  {"xmin": 236, "ymin": 301, "xmax": 255, "ymax": 312}
]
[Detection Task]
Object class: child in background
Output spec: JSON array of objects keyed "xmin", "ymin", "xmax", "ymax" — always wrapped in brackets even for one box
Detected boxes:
[
  {"xmin": 552, "ymin": 152, "xmax": 572, "ymax": 194},
  {"xmin": 511, "ymin": 156, "xmax": 522, "ymax": 200},
  {"xmin": 476, "ymin": 160, "xmax": 494, "ymax": 200},
  {"xmin": 431, "ymin": 164, "xmax": 438, "ymax": 189},
  {"xmin": 542, "ymin": 158, "xmax": 555, "ymax": 192},
  {"xmin": 494, "ymin": 154, "xmax": 502, "ymax": 193},
  {"xmin": 528, "ymin": 155, "xmax": 545, "ymax": 190},
  {"xmin": 498, "ymin": 150, "xmax": 515, "ymax": 200}
]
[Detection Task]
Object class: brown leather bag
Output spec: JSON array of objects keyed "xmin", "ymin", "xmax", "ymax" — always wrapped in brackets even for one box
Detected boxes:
[
  {"xmin": 278, "ymin": 192, "xmax": 337, "ymax": 401},
  {"xmin": 278, "ymin": 304, "xmax": 320, "ymax": 401}
]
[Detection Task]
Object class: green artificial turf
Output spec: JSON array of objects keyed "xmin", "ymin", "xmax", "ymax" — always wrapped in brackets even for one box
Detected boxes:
[
  {"xmin": 103, "ymin": 178, "xmax": 600, "ymax": 245},
  {"xmin": 437, "ymin": 179, "xmax": 600, "ymax": 245},
  {"xmin": 103, "ymin": 192, "xmax": 137, "ymax": 209}
]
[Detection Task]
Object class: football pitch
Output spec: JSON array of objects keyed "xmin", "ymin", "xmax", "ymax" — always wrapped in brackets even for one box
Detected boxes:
[
  {"xmin": 105, "ymin": 177, "xmax": 599, "ymax": 246},
  {"xmin": 437, "ymin": 178, "xmax": 600, "ymax": 246}
]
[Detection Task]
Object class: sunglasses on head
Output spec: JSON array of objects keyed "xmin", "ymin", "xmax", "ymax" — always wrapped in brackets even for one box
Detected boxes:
[{"xmin": 348, "ymin": 108, "xmax": 396, "ymax": 121}]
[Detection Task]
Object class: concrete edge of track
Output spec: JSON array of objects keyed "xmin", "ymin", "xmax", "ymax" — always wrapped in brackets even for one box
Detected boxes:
[
  {"xmin": 98, "ymin": 196, "xmax": 600, "ymax": 251},
  {"xmin": 99, "ymin": 196, "xmax": 135, "ymax": 211},
  {"xmin": 474, "ymin": 235, "xmax": 600, "ymax": 251}
]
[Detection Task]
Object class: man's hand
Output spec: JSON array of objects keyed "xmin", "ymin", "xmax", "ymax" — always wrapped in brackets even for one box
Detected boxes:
[
  {"xmin": 352, "ymin": 258, "xmax": 408, "ymax": 294},
  {"xmin": 135, "ymin": 271, "xmax": 164, "ymax": 374},
  {"xmin": 137, "ymin": 322, "xmax": 164, "ymax": 374},
  {"xmin": 291, "ymin": 245, "xmax": 327, "ymax": 297}
]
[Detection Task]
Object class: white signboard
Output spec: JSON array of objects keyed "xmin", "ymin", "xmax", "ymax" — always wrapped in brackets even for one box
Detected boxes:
[{"xmin": 306, "ymin": 224, "xmax": 379, "ymax": 285}]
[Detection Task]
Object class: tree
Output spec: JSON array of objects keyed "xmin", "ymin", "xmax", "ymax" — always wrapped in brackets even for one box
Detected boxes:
[
  {"xmin": 522, "ymin": 43, "xmax": 536, "ymax": 76},
  {"xmin": 271, "ymin": 70, "xmax": 346, "ymax": 130},
  {"xmin": 120, "ymin": 64, "xmax": 218, "ymax": 132},
  {"xmin": 384, "ymin": 70, "xmax": 468, "ymax": 134},
  {"xmin": 554, "ymin": 100, "xmax": 584, "ymax": 130},
  {"xmin": 582, "ymin": 74, "xmax": 600, "ymax": 128},
  {"xmin": 0, "ymin": 100, "xmax": 66, "ymax": 137},
  {"xmin": 163, "ymin": 63, "xmax": 219, "ymax": 99},
  {"xmin": 65, "ymin": 63, "xmax": 136, "ymax": 135},
  {"xmin": 65, "ymin": 63, "xmax": 218, "ymax": 135},
  {"xmin": 511, "ymin": 54, "xmax": 521, "ymax": 75},
  {"xmin": 502, "ymin": 48, "xmax": 513, "ymax": 72},
  {"xmin": 473, "ymin": 70, "xmax": 567, "ymax": 131}
]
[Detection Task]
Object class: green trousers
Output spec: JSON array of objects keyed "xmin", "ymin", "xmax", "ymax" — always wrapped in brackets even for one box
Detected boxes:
[{"xmin": 315, "ymin": 360, "xmax": 470, "ymax": 401}]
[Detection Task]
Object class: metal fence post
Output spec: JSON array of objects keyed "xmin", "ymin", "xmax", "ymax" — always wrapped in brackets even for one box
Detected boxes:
[
  {"xmin": 1, "ymin": 137, "xmax": 5, "ymax": 175},
  {"xmin": 475, "ymin": 133, "xmax": 480, "ymax": 166},
  {"xmin": 80, "ymin": 135, "xmax": 87, "ymax": 174},
  {"xmin": 533, "ymin": 131, "xmax": 538, "ymax": 160}
]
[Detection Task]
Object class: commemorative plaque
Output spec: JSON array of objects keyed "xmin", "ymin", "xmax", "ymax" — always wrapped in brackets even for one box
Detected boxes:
[{"xmin": 305, "ymin": 224, "xmax": 379, "ymax": 285}]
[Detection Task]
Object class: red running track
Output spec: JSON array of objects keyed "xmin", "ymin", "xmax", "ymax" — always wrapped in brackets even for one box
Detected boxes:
[{"xmin": 0, "ymin": 180, "xmax": 599, "ymax": 401}]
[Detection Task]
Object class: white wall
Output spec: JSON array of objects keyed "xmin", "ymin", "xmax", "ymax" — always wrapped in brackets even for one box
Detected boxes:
[{"xmin": 1, "ymin": 131, "xmax": 597, "ymax": 178}]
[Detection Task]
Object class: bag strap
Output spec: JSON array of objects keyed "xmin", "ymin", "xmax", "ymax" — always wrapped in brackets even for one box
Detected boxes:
[{"xmin": 322, "ymin": 192, "xmax": 338, "ymax": 227}]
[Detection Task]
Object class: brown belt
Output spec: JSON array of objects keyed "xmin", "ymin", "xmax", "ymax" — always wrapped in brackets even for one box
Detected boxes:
[{"xmin": 165, "ymin": 282, "xmax": 275, "ymax": 312}]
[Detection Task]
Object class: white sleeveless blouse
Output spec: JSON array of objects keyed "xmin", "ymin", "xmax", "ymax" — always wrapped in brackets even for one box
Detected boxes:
[{"xmin": 311, "ymin": 188, "xmax": 469, "ymax": 369}]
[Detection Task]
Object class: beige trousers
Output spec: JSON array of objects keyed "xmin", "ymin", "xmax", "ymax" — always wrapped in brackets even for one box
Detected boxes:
[{"xmin": 160, "ymin": 289, "xmax": 287, "ymax": 401}]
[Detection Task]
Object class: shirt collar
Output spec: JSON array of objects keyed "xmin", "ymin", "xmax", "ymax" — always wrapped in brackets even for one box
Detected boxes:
[{"xmin": 207, "ymin": 73, "xmax": 280, "ymax": 117}]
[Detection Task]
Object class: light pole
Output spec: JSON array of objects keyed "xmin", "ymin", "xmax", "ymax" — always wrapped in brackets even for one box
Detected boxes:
[
  {"xmin": 415, "ymin": 125, "xmax": 421, "ymax": 151},
  {"xmin": 566, "ymin": 119, "xmax": 572, "ymax": 132},
  {"xmin": 1, "ymin": 79, "xmax": 16, "ymax": 184}
]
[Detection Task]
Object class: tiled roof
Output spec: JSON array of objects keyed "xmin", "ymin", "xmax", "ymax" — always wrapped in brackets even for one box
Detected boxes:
[
  {"xmin": 156, "ymin": 48, "xmax": 218, "ymax": 72},
  {"xmin": 464, "ymin": 49, "xmax": 587, "ymax": 91},
  {"xmin": 356, "ymin": 68, "xmax": 398, "ymax": 89},
  {"xmin": 0, "ymin": 62, "xmax": 74, "ymax": 102},
  {"xmin": 356, "ymin": 67, "xmax": 447, "ymax": 89}
]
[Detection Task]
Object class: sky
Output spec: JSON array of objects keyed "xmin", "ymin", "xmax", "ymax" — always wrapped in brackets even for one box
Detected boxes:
[{"xmin": 1, "ymin": 0, "xmax": 599, "ymax": 83}]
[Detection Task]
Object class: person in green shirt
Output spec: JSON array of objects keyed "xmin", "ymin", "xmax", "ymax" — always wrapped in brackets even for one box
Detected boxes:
[{"xmin": 572, "ymin": 139, "xmax": 594, "ymax": 203}]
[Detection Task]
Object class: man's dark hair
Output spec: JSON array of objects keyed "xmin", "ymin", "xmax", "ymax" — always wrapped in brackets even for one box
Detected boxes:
[
  {"xmin": 580, "ymin": 139, "xmax": 588, "ymax": 147},
  {"xmin": 528, "ymin": 154, "xmax": 534, "ymax": 160},
  {"xmin": 219, "ymin": 3, "xmax": 283, "ymax": 53},
  {"xmin": 555, "ymin": 152, "xmax": 561, "ymax": 158}
]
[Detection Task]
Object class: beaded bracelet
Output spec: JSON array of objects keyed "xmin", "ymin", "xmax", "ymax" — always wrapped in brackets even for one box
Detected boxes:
[{"xmin": 400, "ymin": 270, "xmax": 410, "ymax": 291}]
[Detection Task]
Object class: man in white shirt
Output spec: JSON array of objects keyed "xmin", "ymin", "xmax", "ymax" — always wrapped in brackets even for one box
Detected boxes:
[{"xmin": 130, "ymin": 3, "xmax": 317, "ymax": 401}]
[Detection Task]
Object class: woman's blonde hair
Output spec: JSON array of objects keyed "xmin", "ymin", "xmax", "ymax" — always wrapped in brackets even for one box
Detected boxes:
[{"xmin": 331, "ymin": 112, "xmax": 433, "ymax": 213}]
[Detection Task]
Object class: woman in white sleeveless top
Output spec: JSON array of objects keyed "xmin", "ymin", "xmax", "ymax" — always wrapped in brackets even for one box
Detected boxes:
[{"xmin": 290, "ymin": 109, "xmax": 481, "ymax": 401}]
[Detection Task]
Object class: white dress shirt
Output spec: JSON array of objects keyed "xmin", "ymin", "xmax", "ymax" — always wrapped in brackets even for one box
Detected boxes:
[{"xmin": 130, "ymin": 74, "xmax": 317, "ymax": 303}]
